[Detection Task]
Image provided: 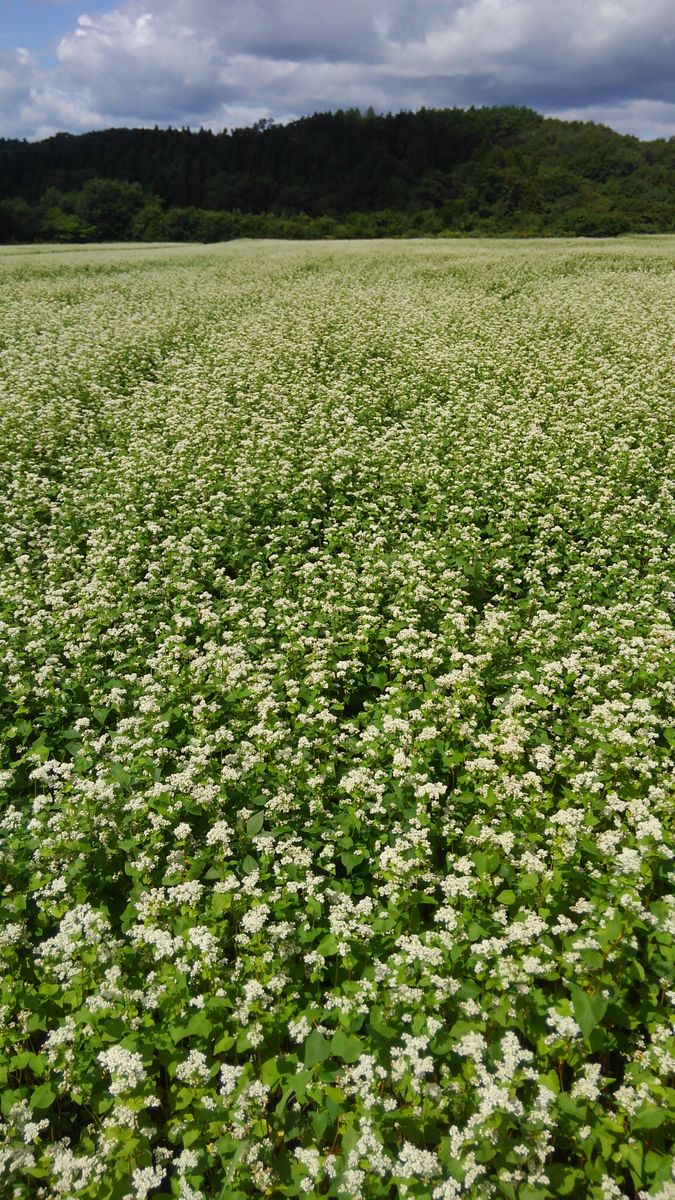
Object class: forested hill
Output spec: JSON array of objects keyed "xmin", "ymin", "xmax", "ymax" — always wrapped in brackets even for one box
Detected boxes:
[{"xmin": 1, "ymin": 106, "xmax": 674, "ymax": 242}]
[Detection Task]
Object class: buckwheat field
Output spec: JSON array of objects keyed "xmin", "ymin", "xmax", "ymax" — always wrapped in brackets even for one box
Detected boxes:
[{"xmin": 0, "ymin": 237, "xmax": 673, "ymax": 1200}]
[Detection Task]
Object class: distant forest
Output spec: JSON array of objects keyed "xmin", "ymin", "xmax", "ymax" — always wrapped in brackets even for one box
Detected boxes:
[{"xmin": 1, "ymin": 106, "xmax": 673, "ymax": 242}]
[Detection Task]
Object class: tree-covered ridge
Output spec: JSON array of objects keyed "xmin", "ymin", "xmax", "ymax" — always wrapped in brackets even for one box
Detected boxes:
[{"xmin": 1, "ymin": 106, "xmax": 673, "ymax": 241}]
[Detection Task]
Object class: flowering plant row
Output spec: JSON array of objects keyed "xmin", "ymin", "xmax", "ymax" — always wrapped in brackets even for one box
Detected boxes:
[{"xmin": 0, "ymin": 238, "xmax": 673, "ymax": 1199}]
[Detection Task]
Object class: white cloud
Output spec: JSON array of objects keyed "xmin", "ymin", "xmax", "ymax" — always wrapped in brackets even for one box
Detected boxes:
[
  {"xmin": 0, "ymin": 48, "xmax": 34, "ymax": 117},
  {"xmin": 2, "ymin": 0, "xmax": 674, "ymax": 139},
  {"xmin": 0, "ymin": 47, "xmax": 103, "ymax": 139},
  {"xmin": 58, "ymin": 11, "xmax": 222, "ymax": 118},
  {"xmin": 549, "ymin": 99, "xmax": 675, "ymax": 141}
]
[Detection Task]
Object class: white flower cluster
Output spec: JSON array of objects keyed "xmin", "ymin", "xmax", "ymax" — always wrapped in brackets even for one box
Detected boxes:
[{"xmin": 98, "ymin": 1046, "xmax": 147, "ymax": 1095}]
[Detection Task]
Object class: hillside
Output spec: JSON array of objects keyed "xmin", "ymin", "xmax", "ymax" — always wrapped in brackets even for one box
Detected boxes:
[{"xmin": 1, "ymin": 106, "xmax": 673, "ymax": 241}]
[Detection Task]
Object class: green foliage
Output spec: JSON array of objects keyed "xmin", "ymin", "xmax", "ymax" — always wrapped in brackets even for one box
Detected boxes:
[
  {"xmin": 75, "ymin": 177, "xmax": 146, "ymax": 240},
  {"xmin": 0, "ymin": 196, "xmax": 38, "ymax": 243},
  {"xmin": 0, "ymin": 105, "xmax": 673, "ymax": 242},
  {"xmin": 569, "ymin": 987, "xmax": 608, "ymax": 1043}
]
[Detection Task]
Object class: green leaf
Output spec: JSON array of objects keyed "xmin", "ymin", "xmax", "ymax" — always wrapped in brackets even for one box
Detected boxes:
[
  {"xmin": 304, "ymin": 1029, "xmax": 331, "ymax": 1067},
  {"xmin": 316, "ymin": 934, "xmax": 339, "ymax": 956},
  {"xmin": 184, "ymin": 1012, "xmax": 212, "ymax": 1039},
  {"xmin": 539, "ymin": 1070, "xmax": 560, "ymax": 1094},
  {"xmin": 471, "ymin": 850, "xmax": 500, "ymax": 876},
  {"xmin": 570, "ymin": 984, "xmax": 608, "ymax": 1041},
  {"xmin": 370, "ymin": 1009, "xmax": 397, "ymax": 1040},
  {"xmin": 218, "ymin": 1138, "xmax": 251, "ymax": 1193},
  {"xmin": 11, "ymin": 1052, "xmax": 34, "ymax": 1070},
  {"xmin": 312, "ymin": 1108, "xmax": 330, "ymax": 1140},
  {"xmin": 558, "ymin": 1093, "xmax": 583, "ymax": 1117},
  {"xmin": 246, "ymin": 811, "xmax": 264, "ymax": 836},
  {"xmin": 644, "ymin": 1151, "xmax": 672, "ymax": 1183},
  {"xmin": 579, "ymin": 949, "xmax": 604, "ymax": 970},
  {"xmin": 324, "ymin": 1086, "xmax": 343, "ymax": 1122},
  {"xmin": 340, "ymin": 851, "xmax": 361, "ymax": 873},
  {"xmin": 261, "ymin": 1057, "xmax": 281, "ymax": 1087},
  {"xmin": 331, "ymin": 1031, "xmax": 363, "ymax": 1063},
  {"xmin": 518, "ymin": 872, "xmax": 539, "ymax": 892},
  {"xmin": 212, "ymin": 892, "xmax": 231, "ymax": 916},
  {"xmin": 496, "ymin": 889, "xmax": 516, "ymax": 904},
  {"xmin": 621, "ymin": 1143, "xmax": 644, "ymax": 1183},
  {"xmin": 633, "ymin": 1105, "xmax": 666, "ymax": 1130},
  {"xmin": 280, "ymin": 1070, "xmax": 312, "ymax": 1109},
  {"xmin": 547, "ymin": 1164, "xmax": 583, "ymax": 1195},
  {"xmin": 213, "ymin": 1034, "xmax": 234, "ymax": 1054},
  {"xmin": 30, "ymin": 1085, "xmax": 56, "ymax": 1110}
]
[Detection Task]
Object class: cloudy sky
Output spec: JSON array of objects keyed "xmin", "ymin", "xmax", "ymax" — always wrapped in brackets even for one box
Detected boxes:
[{"xmin": 2, "ymin": 0, "xmax": 674, "ymax": 141}]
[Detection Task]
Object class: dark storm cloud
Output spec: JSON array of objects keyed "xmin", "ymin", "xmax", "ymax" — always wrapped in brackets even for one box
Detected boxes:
[{"xmin": 3, "ymin": 0, "xmax": 675, "ymax": 139}]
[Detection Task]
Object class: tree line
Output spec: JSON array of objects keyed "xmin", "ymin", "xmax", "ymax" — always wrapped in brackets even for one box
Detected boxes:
[{"xmin": 1, "ymin": 106, "xmax": 673, "ymax": 242}]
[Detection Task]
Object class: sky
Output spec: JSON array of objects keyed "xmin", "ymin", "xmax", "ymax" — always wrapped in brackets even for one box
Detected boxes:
[{"xmin": 1, "ymin": 0, "xmax": 674, "ymax": 142}]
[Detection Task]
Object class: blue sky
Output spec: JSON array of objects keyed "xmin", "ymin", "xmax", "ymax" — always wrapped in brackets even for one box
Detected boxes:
[
  {"xmin": 1, "ymin": 1, "xmax": 111, "ymax": 56},
  {"xmin": 1, "ymin": 0, "xmax": 674, "ymax": 141}
]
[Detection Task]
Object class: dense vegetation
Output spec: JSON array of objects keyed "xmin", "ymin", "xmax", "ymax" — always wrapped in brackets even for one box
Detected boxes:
[
  {"xmin": 1, "ymin": 106, "xmax": 673, "ymax": 242},
  {"xmin": 0, "ymin": 237, "xmax": 673, "ymax": 1198}
]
